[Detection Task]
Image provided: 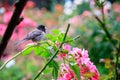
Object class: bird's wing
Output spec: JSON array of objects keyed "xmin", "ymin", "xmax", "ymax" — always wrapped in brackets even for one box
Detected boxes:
[{"xmin": 26, "ymin": 29, "xmax": 42, "ymax": 39}]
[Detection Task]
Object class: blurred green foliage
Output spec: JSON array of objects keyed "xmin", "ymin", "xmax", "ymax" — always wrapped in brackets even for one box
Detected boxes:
[
  {"xmin": 0, "ymin": 66, "xmax": 25, "ymax": 80},
  {"xmin": 0, "ymin": 59, "xmax": 38, "ymax": 80},
  {"xmin": 77, "ymin": 2, "xmax": 91, "ymax": 14}
]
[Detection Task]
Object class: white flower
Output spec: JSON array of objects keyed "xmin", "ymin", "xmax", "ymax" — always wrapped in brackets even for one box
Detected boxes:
[
  {"xmin": 73, "ymin": 0, "xmax": 84, "ymax": 5},
  {"xmin": 93, "ymin": 9, "xmax": 101, "ymax": 16},
  {"xmin": 64, "ymin": 8, "xmax": 73, "ymax": 15},
  {"xmin": 64, "ymin": 0, "xmax": 73, "ymax": 15},
  {"xmin": 0, "ymin": 7, "xmax": 5, "ymax": 14},
  {"xmin": 104, "ymin": 1, "xmax": 111, "ymax": 10},
  {"xmin": 99, "ymin": 0, "xmax": 105, "ymax": 3},
  {"xmin": 6, "ymin": 60, "xmax": 15, "ymax": 68}
]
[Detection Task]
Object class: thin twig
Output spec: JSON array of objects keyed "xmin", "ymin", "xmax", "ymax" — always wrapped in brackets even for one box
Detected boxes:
[
  {"xmin": 94, "ymin": 16, "xmax": 103, "ymax": 25},
  {"xmin": 101, "ymin": 6, "xmax": 119, "ymax": 80},
  {"xmin": 34, "ymin": 24, "xmax": 71, "ymax": 80},
  {"xmin": 73, "ymin": 35, "xmax": 80, "ymax": 40},
  {"xmin": 64, "ymin": 35, "xmax": 80, "ymax": 43},
  {"xmin": 95, "ymin": 14, "xmax": 116, "ymax": 48},
  {"xmin": 115, "ymin": 42, "xmax": 120, "ymax": 80},
  {"xmin": 94, "ymin": 2, "xmax": 119, "ymax": 80},
  {"xmin": 0, "ymin": 45, "xmax": 33, "ymax": 71}
]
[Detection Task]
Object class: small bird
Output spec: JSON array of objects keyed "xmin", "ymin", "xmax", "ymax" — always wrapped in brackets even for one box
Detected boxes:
[{"xmin": 16, "ymin": 25, "xmax": 46, "ymax": 46}]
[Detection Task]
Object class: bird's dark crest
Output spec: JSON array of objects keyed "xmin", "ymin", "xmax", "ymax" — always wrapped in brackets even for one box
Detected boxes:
[{"xmin": 37, "ymin": 25, "xmax": 46, "ymax": 32}]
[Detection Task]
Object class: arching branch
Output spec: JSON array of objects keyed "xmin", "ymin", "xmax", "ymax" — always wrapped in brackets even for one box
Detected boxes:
[{"xmin": 0, "ymin": 0, "xmax": 28, "ymax": 58}]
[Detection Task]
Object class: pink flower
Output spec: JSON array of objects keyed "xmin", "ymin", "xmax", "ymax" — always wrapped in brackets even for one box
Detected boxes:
[
  {"xmin": 117, "ymin": 15, "xmax": 120, "ymax": 22},
  {"xmin": 0, "ymin": 24, "xmax": 6, "ymax": 36},
  {"xmin": 18, "ymin": 17, "xmax": 37, "ymax": 28},
  {"xmin": 55, "ymin": 41, "xmax": 60, "ymax": 46},
  {"xmin": 72, "ymin": 48, "xmax": 82, "ymax": 53},
  {"xmin": 58, "ymin": 64, "xmax": 75, "ymax": 80},
  {"xmin": 113, "ymin": 3, "xmax": 120, "ymax": 13},
  {"xmin": 58, "ymin": 46, "xmax": 99, "ymax": 80},
  {"xmin": 62, "ymin": 44, "xmax": 71, "ymax": 52},
  {"xmin": 90, "ymin": 0, "xmax": 95, "ymax": 6},
  {"xmin": 57, "ymin": 53, "xmax": 67, "ymax": 60},
  {"xmin": 69, "ymin": 48, "xmax": 82, "ymax": 60},
  {"xmin": 82, "ymin": 10, "xmax": 91, "ymax": 17},
  {"xmin": 3, "ymin": 11, "xmax": 12, "ymax": 24},
  {"xmin": 63, "ymin": 73, "xmax": 73, "ymax": 80},
  {"xmin": 80, "ymin": 65, "xmax": 90, "ymax": 75},
  {"xmin": 57, "ymin": 44, "xmax": 71, "ymax": 60},
  {"xmin": 79, "ymin": 57, "xmax": 90, "ymax": 65},
  {"xmin": 11, "ymin": 32, "xmax": 18, "ymax": 40},
  {"xmin": 69, "ymin": 48, "xmax": 89, "ymax": 60},
  {"xmin": 58, "ymin": 77, "xmax": 66, "ymax": 80},
  {"xmin": 81, "ymin": 49, "xmax": 89, "ymax": 58},
  {"xmin": 69, "ymin": 16, "xmax": 81, "ymax": 26},
  {"xmin": 69, "ymin": 48, "xmax": 99, "ymax": 79}
]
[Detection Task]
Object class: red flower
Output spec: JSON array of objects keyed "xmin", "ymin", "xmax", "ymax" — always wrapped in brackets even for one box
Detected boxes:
[
  {"xmin": 24, "ymin": 1, "xmax": 36, "ymax": 9},
  {"xmin": 117, "ymin": 15, "xmax": 120, "ymax": 22},
  {"xmin": 113, "ymin": 3, "xmax": 120, "ymax": 13},
  {"xmin": 55, "ymin": 4, "xmax": 63, "ymax": 12}
]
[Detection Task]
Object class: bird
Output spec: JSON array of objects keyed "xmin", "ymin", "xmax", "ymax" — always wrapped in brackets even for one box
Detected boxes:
[{"xmin": 16, "ymin": 25, "xmax": 46, "ymax": 46}]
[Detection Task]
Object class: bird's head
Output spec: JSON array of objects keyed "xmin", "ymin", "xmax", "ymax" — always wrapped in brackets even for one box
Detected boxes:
[{"xmin": 37, "ymin": 25, "xmax": 46, "ymax": 32}]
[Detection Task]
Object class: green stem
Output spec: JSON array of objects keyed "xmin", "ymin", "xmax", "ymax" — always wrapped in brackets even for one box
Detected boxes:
[
  {"xmin": 101, "ymin": 6, "xmax": 116, "ymax": 48},
  {"xmin": 64, "ymin": 35, "xmax": 80, "ymax": 43},
  {"xmin": 101, "ymin": 6, "xmax": 105, "ymax": 25},
  {"xmin": 115, "ymin": 42, "xmax": 120, "ymax": 80},
  {"xmin": 95, "ymin": 4, "xmax": 119, "ymax": 80},
  {"xmin": 34, "ymin": 24, "xmax": 70, "ymax": 80},
  {"xmin": 95, "ymin": 6, "xmax": 116, "ymax": 48},
  {"xmin": 0, "ymin": 46, "xmax": 33, "ymax": 71},
  {"xmin": 101, "ymin": 6, "xmax": 119, "ymax": 80}
]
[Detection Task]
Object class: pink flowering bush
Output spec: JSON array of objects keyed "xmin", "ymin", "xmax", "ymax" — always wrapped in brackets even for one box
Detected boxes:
[
  {"xmin": 58, "ymin": 64, "xmax": 76, "ymax": 80},
  {"xmin": 0, "ymin": 11, "xmax": 37, "ymax": 40},
  {"xmin": 0, "ymin": 1, "xmax": 37, "ymax": 41},
  {"xmin": 58, "ymin": 44, "xmax": 99, "ymax": 80},
  {"xmin": 57, "ymin": 44, "xmax": 71, "ymax": 60}
]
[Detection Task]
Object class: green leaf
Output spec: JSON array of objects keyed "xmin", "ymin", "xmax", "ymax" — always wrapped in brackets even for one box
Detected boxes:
[
  {"xmin": 33, "ymin": 46, "xmax": 43, "ymax": 55},
  {"xmin": 94, "ymin": 0, "xmax": 101, "ymax": 7},
  {"xmin": 52, "ymin": 67, "xmax": 58, "ymax": 79},
  {"xmin": 48, "ymin": 60, "xmax": 59, "ymax": 68},
  {"xmin": 58, "ymin": 33, "xmax": 64, "ymax": 42},
  {"xmin": 51, "ymin": 61, "xmax": 59, "ymax": 79},
  {"xmin": 62, "ymin": 49, "xmax": 68, "ymax": 53},
  {"xmin": 45, "ymin": 34, "xmax": 58, "ymax": 42},
  {"xmin": 43, "ymin": 68, "xmax": 52, "ymax": 74},
  {"xmin": 69, "ymin": 63, "xmax": 80, "ymax": 80},
  {"xmin": 52, "ymin": 30, "xmax": 60, "ymax": 35},
  {"xmin": 22, "ymin": 47, "xmax": 33, "ymax": 56},
  {"xmin": 45, "ymin": 34, "xmax": 53, "ymax": 39},
  {"xmin": 41, "ymin": 50, "xmax": 51, "ymax": 58}
]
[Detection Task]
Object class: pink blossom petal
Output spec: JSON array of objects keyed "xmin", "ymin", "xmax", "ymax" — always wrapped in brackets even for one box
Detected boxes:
[
  {"xmin": 0, "ymin": 24, "xmax": 6, "ymax": 36},
  {"xmin": 62, "ymin": 44, "xmax": 71, "ymax": 51}
]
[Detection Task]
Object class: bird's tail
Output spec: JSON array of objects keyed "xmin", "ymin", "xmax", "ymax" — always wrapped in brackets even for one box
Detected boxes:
[{"xmin": 15, "ymin": 39, "xmax": 27, "ymax": 46}]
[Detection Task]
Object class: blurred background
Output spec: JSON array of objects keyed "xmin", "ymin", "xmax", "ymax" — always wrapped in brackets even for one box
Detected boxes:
[{"xmin": 0, "ymin": 0, "xmax": 120, "ymax": 80}]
